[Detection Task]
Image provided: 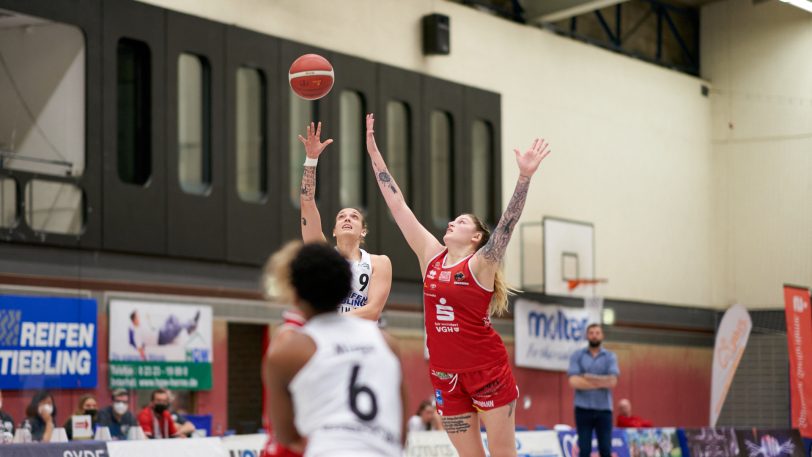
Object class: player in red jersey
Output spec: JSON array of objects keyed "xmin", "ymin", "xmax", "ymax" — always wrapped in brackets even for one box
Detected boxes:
[{"xmin": 365, "ymin": 113, "xmax": 550, "ymax": 457}]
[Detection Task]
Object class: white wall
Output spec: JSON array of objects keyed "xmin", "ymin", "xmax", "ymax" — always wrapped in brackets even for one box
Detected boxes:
[
  {"xmin": 139, "ymin": 0, "xmax": 715, "ymax": 307},
  {"xmin": 703, "ymin": 0, "xmax": 812, "ymax": 308}
]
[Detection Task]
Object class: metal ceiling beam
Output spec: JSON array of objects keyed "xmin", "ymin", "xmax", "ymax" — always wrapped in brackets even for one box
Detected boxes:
[{"xmin": 521, "ymin": 0, "xmax": 631, "ymax": 22}]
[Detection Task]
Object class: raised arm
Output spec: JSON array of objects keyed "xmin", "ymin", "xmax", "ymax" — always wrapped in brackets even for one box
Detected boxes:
[
  {"xmin": 471, "ymin": 138, "xmax": 551, "ymax": 282},
  {"xmin": 299, "ymin": 122, "xmax": 333, "ymax": 243},
  {"xmin": 366, "ymin": 114, "xmax": 442, "ymax": 271}
]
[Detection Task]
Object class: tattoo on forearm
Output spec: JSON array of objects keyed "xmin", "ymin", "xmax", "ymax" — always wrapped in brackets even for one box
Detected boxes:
[
  {"xmin": 301, "ymin": 166, "xmax": 316, "ymax": 201},
  {"xmin": 389, "ymin": 185, "xmax": 397, "ymax": 194},
  {"xmin": 301, "ymin": 217, "xmax": 307, "ymax": 226},
  {"xmin": 377, "ymin": 171, "xmax": 392, "ymax": 183},
  {"xmin": 508, "ymin": 400, "xmax": 516, "ymax": 418},
  {"xmin": 481, "ymin": 178, "xmax": 530, "ymax": 263},
  {"xmin": 441, "ymin": 415, "xmax": 472, "ymax": 434}
]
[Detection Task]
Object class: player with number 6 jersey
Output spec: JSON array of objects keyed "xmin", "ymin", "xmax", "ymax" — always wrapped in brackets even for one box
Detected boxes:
[
  {"xmin": 264, "ymin": 242, "xmax": 408, "ymax": 457},
  {"xmin": 297, "ymin": 121, "xmax": 391, "ymax": 321}
]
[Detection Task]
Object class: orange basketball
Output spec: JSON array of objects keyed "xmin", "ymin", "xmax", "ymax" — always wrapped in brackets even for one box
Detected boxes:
[{"xmin": 288, "ymin": 54, "xmax": 334, "ymax": 100}]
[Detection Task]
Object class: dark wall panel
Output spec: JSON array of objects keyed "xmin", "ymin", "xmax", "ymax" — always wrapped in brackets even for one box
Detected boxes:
[
  {"xmin": 374, "ymin": 65, "xmax": 423, "ymax": 282},
  {"xmin": 166, "ymin": 12, "xmax": 226, "ymax": 260},
  {"xmin": 0, "ymin": 0, "xmax": 103, "ymax": 249},
  {"xmin": 462, "ymin": 87, "xmax": 502, "ymax": 226},
  {"xmin": 224, "ymin": 27, "xmax": 281, "ymax": 265},
  {"xmin": 102, "ymin": 0, "xmax": 167, "ymax": 255},
  {"xmin": 420, "ymin": 76, "xmax": 464, "ymax": 240},
  {"xmin": 323, "ymin": 54, "xmax": 377, "ymax": 251}
]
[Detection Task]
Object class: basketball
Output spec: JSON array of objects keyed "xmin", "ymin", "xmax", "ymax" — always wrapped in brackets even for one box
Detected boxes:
[{"xmin": 289, "ymin": 54, "xmax": 334, "ymax": 100}]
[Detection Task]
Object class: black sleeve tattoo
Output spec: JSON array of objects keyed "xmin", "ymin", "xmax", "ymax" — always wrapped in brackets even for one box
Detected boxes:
[
  {"xmin": 508, "ymin": 399, "xmax": 516, "ymax": 418},
  {"xmin": 480, "ymin": 177, "xmax": 530, "ymax": 263},
  {"xmin": 441, "ymin": 414, "xmax": 473, "ymax": 434},
  {"xmin": 301, "ymin": 166, "xmax": 316, "ymax": 201}
]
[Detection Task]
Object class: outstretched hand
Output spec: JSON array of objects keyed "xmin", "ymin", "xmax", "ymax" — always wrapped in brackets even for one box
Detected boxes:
[
  {"xmin": 366, "ymin": 113, "xmax": 375, "ymax": 137},
  {"xmin": 298, "ymin": 122, "xmax": 333, "ymax": 159},
  {"xmin": 515, "ymin": 138, "xmax": 551, "ymax": 178}
]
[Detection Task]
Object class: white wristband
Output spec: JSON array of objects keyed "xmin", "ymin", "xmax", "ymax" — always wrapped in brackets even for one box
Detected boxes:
[{"xmin": 304, "ymin": 157, "xmax": 318, "ymax": 167}]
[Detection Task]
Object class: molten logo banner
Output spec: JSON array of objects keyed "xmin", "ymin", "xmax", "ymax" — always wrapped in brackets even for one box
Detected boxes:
[
  {"xmin": 783, "ymin": 285, "xmax": 812, "ymax": 438},
  {"xmin": 514, "ymin": 299, "xmax": 592, "ymax": 371},
  {"xmin": 710, "ymin": 304, "xmax": 752, "ymax": 426}
]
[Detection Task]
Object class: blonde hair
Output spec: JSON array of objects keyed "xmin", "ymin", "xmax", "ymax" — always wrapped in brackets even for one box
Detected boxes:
[
  {"xmin": 465, "ymin": 214, "xmax": 517, "ymax": 317},
  {"xmin": 73, "ymin": 394, "xmax": 96, "ymax": 415},
  {"xmin": 262, "ymin": 240, "xmax": 304, "ymax": 303}
]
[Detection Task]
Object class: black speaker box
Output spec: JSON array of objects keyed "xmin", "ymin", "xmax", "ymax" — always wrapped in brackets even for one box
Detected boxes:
[{"xmin": 422, "ymin": 14, "xmax": 450, "ymax": 55}]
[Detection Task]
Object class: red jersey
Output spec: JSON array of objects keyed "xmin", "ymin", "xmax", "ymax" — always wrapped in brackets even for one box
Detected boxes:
[
  {"xmin": 262, "ymin": 309, "xmax": 305, "ymax": 457},
  {"xmin": 423, "ymin": 250, "xmax": 509, "ymax": 372}
]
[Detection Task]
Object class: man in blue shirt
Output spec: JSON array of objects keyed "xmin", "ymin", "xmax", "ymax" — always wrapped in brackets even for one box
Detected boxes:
[{"xmin": 568, "ymin": 323, "xmax": 619, "ymax": 457}]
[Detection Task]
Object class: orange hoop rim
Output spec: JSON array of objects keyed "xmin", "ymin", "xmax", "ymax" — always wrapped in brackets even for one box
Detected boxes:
[{"xmin": 567, "ymin": 278, "xmax": 608, "ymax": 291}]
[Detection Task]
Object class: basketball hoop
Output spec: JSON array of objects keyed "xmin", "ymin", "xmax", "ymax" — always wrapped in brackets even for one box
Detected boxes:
[{"xmin": 566, "ymin": 278, "xmax": 608, "ymax": 292}]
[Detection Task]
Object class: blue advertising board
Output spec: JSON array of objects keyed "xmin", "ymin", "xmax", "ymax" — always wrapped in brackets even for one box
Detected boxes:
[
  {"xmin": 0, "ymin": 294, "xmax": 97, "ymax": 389},
  {"xmin": 558, "ymin": 430, "xmax": 631, "ymax": 457}
]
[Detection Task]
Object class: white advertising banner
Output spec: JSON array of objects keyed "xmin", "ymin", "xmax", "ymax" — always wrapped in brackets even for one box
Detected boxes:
[
  {"xmin": 710, "ymin": 304, "xmax": 752, "ymax": 426},
  {"xmin": 107, "ymin": 437, "xmax": 227, "ymax": 457},
  {"xmin": 405, "ymin": 430, "xmax": 563, "ymax": 457},
  {"xmin": 221, "ymin": 433, "xmax": 267, "ymax": 457},
  {"xmin": 514, "ymin": 299, "xmax": 592, "ymax": 371}
]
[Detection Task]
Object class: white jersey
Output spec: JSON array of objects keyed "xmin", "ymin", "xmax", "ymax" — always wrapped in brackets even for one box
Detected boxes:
[
  {"xmin": 290, "ymin": 314, "xmax": 402, "ymax": 457},
  {"xmin": 337, "ymin": 249, "xmax": 373, "ymax": 314}
]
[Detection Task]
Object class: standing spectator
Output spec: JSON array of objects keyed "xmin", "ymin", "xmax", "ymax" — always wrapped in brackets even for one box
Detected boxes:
[
  {"xmin": 616, "ymin": 399, "xmax": 652, "ymax": 428},
  {"xmin": 407, "ymin": 400, "xmax": 442, "ymax": 432},
  {"xmin": 25, "ymin": 390, "xmax": 56, "ymax": 442},
  {"xmin": 0, "ymin": 390, "xmax": 15, "ymax": 442},
  {"xmin": 568, "ymin": 324, "xmax": 620, "ymax": 457},
  {"xmin": 96, "ymin": 389, "xmax": 139, "ymax": 440},
  {"xmin": 137, "ymin": 389, "xmax": 182, "ymax": 439},
  {"xmin": 63, "ymin": 394, "xmax": 98, "ymax": 440}
]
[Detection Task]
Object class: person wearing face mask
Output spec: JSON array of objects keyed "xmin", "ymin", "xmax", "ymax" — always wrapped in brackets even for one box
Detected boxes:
[
  {"xmin": 64, "ymin": 394, "xmax": 98, "ymax": 440},
  {"xmin": 96, "ymin": 389, "xmax": 139, "ymax": 440},
  {"xmin": 568, "ymin": 324, "xmax": 620, "ymax": 457},
  {"xmin": 25, "ymin": 390, "xmax": 56, "ymax": 442},
  {"xmin": 137, "ymin": 389, "xmax": 182, "ymax": 439},
  {"xmin": 0, "ymin": 390, "xmax": 15, "ymax": 441}
]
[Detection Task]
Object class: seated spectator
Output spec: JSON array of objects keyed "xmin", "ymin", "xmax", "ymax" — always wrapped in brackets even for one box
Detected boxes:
[
  {"xmin": 616, "ymin": 398, "xmax": 653, "ymax": 428},
  {"xmin": 137, "ymin": 389, "xmax": 182, "ymax": 439},
  {"xmin": 407, "ymin": 400, "xmax": 442, "ymax": 432},
  {"xmin": 168, "ymin": 392, "xmax": 196, "ymax": 438},
  {"xmin": 0, "ymin": 389, "xmax": 15, "ymax": 438},
  {"xmin": 25, "ymin": 391, "xmax": 56, "ymax": 442},
  {"xmin": 96, "ymin": 389, "xmax": 139, "ymax": 440},
  {"xmin": 63, "ymin": 394, "xmax": 98, "ymax": 440}
]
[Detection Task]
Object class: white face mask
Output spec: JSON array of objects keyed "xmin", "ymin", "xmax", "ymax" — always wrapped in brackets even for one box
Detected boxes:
[
  {"xmin": 39, "ymin": 404, "xmax": 53, "ymax": 416},
  {"xmin": 113, "ymin": 402, "xmax": 128, "ymax": 415}
]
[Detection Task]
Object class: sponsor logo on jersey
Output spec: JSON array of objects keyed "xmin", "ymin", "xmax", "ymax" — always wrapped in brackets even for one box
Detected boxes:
[
  {"xmin": 435, "ymin": 298, "xmax": 460, "ymax": 333},
  {"xmin": 474, "ymin": 379, "xmax": 501, "ymax": 397},
  {"xmin": 430, "ymin": 283, "xmax": 437, "ymax": 289},
  {"xmin": 427, "ymin": 270, "xmax": 437, "ymax": 280},
  {"xmin": 455, "ymin": 272, "xmax": 465, "ymax": 281},
  {"xmin": 482, "ymin": 316, "xmax": 492, "ymax": 328},
  {"xmin": 431, "ymin": 369, "xmax": 454, "ymax": 380},
  {"xmin": 339, "ymin": 292, "xmax": 367, "ymax": 311},
  {"xmin": 360, "ymin": 262, "xmax": 371, "ymax": 270},
  {"xmin": 335, "ymin": 343, "xmax": 374, "ymax": 355},
  {"xmin": 434, "ymin": 261, "xmax": 441, "ymax": 268},
  {"xmin": 439, "ymin": 271, "xmax": 452, "ymax": 283}
]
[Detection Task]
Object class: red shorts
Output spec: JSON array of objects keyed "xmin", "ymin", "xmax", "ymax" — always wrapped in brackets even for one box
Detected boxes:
[{"xmin": 429, "ymin": 360, "xmax": 519, "ymax": 416}]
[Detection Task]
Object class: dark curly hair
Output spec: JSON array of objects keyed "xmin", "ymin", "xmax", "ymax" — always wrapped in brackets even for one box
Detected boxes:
[{"xmin": 289, "ymin": 243, "xmax": 352, "ymax": 313}]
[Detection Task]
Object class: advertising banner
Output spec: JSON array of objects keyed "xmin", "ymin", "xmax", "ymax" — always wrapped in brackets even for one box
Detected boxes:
[
  {"xmin": 109, "ymin": 299, "xmax": 212, "ymax": 390},
  {"xmin": 0, "ymin": 294, "xmax": 97, "ymax": 389}
]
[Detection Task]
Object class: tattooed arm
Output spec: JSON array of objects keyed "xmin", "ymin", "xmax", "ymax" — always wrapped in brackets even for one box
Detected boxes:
[
  {"xmin": 299, "ymin": 122, "xmax": 333, "ymax": 243},
  {"xmin": 366, "ymin": 114, "xmax": 442, "ymax": 273},
  {"xmin": 471, "ymin": 138, "xmax": 551, "ymax": 287}
]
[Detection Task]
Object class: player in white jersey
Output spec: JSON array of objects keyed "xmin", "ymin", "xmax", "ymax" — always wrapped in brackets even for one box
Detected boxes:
[
  {"xmin": 264, "ymin": 242, "xmax": 407, "ymax": 457},
  {"xmin": 298, "ymin": 122, "xmax": 391, "ymax": 320}
]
